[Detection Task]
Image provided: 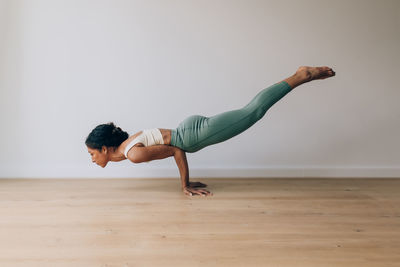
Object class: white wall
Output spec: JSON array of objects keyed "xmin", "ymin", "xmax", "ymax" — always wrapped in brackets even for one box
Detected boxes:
[{"xmin": 0, "ymin": 0, "xmax": 399, "ymax": 178}]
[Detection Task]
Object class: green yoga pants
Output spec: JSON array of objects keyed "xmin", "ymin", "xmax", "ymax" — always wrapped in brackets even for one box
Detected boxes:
[{"xmin": 170, "ymin": 81, "xmax": 292, "ymax": 153}]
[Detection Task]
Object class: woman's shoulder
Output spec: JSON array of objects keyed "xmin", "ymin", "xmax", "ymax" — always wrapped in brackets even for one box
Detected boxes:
[
  {"xmin": 119, "ymin": 131, "xmax": 144, "ymax": 156},
  {"xmin": 129, "ymin": 131, "xmax": 143, "ymax": 140}
]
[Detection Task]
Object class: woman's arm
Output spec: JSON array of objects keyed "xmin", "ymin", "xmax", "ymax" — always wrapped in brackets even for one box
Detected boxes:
[
  {"xmin": 172, "ymin": 148, "xmax": 189, "ymax": 188},
  {"xmin": 128, "ymin": 145, "xmax": 212, "ymax": 196}
]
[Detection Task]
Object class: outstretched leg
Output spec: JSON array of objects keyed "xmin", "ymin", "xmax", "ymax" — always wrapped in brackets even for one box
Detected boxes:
[{"xmin": 171, "ymin": 66, "xmax": 335, "ymax": 152}]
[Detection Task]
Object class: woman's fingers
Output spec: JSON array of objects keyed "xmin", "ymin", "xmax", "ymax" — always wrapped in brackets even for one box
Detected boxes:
[
  {"xmin": 183, "ymin": 187, "xmax": 213, "ymax": 196},
  {"xmin": 194, "ymin": 188, "xmax": 212, "ymax": 196},
  {"xmin": 198, "ymin": 189, "xmax": 211, "ymax": 195}
]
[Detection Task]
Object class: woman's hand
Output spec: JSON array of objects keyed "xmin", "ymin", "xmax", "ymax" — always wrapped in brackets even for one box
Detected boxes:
[{"xmin": 183, "ymin": 186, "xmax": 213, "ymax": 196}]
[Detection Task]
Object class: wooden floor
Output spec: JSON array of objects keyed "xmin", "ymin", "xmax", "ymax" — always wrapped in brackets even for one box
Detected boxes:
[{"xmin": 0, "ymin": 178, "xmax": 399, "ymax": 267}]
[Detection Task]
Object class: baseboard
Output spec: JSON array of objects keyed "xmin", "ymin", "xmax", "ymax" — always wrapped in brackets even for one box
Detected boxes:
[{"xmin": 0, "ymin": 165, "xmax": 399, "ymax": 178}]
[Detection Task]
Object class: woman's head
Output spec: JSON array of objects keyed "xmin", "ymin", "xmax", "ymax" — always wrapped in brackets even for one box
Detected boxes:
[{"xmin": 85, "ymin": 122, "xmax": 129, "ymax": 167}]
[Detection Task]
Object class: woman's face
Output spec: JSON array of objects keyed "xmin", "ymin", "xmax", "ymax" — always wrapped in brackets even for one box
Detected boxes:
[{"xmin": 87, "ymin": 146, "xmax": 108, "ymax": 168}]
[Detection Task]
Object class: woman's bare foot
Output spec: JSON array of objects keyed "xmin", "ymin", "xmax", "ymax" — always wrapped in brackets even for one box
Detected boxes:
[
  {"xmin": 282, "ymin": 66, "xmax": 335, "ymax": 89},
  {"xmin": 296, "ymin": 66, "xmax": 336, "ymax": 82}
]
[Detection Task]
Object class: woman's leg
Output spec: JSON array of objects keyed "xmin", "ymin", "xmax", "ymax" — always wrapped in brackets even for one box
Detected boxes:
[
  {"xmin": 171, "ymin": 66, "xmax": 335, "ymax": 152},
  {"xmin": 172, "ymin": 81, "xmax": 291, "ymax": 152}
]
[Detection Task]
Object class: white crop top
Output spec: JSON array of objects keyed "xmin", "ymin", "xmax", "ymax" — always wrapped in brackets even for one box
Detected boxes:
[{"xmin": 124, "ymin": 128, "xmax": 164, "ymax": 158}]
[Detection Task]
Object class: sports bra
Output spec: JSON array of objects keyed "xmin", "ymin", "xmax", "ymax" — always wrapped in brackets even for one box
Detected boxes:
[{"xmin": 124, "ymin": 128, "xmax": 164, "ymax": 158}]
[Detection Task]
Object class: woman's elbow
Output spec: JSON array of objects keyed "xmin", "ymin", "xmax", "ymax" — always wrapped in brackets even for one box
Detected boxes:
[
  {"xmin": 127, "ymin": 153, "xmax": 144, "ymax": 164},
  {"xmin": 129, "ymin": 157, "xmax": 141, "ymax": 164}
]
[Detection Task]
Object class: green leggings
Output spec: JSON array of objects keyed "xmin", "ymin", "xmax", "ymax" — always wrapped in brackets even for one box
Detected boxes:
[{"xmin": 170, "ymin": 81, "xmax": 292, "ymax": 153}]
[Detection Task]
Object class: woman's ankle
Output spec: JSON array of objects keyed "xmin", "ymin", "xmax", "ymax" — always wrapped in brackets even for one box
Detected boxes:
[{"xmin": 283, "ymin": 73, "xmax": 308, "ymax": 90}]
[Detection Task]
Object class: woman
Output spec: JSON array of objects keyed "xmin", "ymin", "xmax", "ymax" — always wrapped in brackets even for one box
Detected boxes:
[{"xmin": 85, "ymin": 66, "xmax": 335, "ymax": 197}]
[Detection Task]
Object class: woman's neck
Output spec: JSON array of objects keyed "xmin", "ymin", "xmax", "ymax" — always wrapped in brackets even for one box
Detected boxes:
[{"xmin": 108, "ymin": 147, "xmax": 127, "ymax": 162}]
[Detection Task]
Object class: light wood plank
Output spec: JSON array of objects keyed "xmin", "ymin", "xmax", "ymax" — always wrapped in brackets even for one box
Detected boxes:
[{"xmin": 0, "ymin": 178, "xmax": 399, "ymax": 267}]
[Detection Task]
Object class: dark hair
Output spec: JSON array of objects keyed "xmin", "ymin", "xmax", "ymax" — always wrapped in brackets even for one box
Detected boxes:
[{"xmin": 85, "ymin": 122, "xmax": 129, "ymax": 150}]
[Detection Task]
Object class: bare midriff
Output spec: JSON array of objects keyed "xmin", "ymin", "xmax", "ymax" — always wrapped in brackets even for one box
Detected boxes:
[{"xmin": 159, "ymin": 128, "xmax": 172, "ymax": 145}]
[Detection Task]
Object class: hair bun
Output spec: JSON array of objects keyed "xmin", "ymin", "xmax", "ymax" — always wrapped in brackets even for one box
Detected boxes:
[
  {"xmin": 86, "ymin": 122, "xmax": 129, "ymax": 149},
  {"xmin": 111, "ymin": 125, "xmax": 125, "ymax": 137}
]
